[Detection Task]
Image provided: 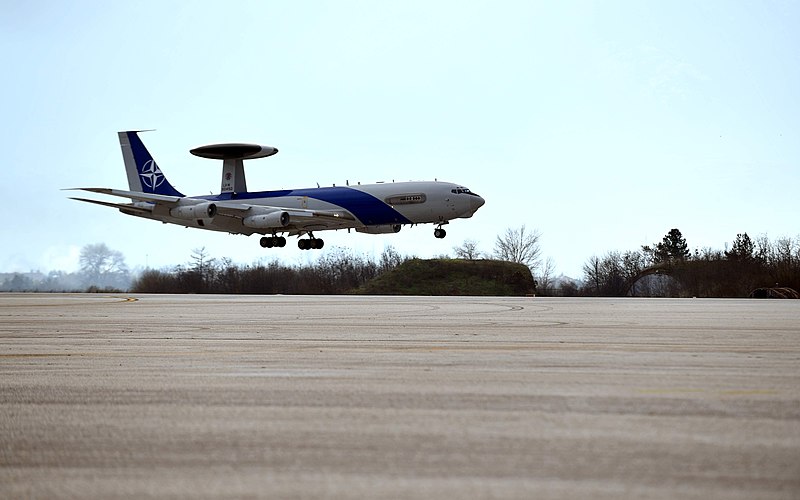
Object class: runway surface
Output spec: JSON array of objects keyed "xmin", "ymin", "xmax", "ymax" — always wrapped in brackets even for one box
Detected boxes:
[{"xmin": 1, "ymin": 294, "xmax": 798, "ymax": 499}]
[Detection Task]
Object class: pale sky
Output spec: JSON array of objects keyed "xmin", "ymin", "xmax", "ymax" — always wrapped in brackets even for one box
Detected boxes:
[{"xmin": 2, "ymin": 1, "xmax": 798, "ymax": 278}]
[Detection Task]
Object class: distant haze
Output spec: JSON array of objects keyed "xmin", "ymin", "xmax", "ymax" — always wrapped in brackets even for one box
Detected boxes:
[{"xmin": 2, "ymin": 1, "xmax": 798, "ymax": 278}]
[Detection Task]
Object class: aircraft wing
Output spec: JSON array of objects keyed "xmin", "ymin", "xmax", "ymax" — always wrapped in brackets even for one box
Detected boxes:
[
  {"xmin": 279, "ymin": 208, "xmax": 356, "ymax": 231},
  {"xmin": 66, "ymin": 188, "xmax": 356, "ymax": 232},
  {"xmin": 214, "ymin": 201, "xmax": 355, "ymax": 231},
  {"xmin": 214, "ymin": 202, "xmax": 354, "ymax": 221}
]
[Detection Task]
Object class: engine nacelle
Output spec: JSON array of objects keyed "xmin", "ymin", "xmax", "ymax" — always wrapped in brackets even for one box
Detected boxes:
[
  {"xmin": 243, "ymin": 211, "xmax": 290, "ymax": 229},
  {"xmin": 356, "ymin": 224, "xmax": 402, "ymax": 235},
  {"xmin": 169, "ymin": 202, "xmax": 217, "ymax": 220}
]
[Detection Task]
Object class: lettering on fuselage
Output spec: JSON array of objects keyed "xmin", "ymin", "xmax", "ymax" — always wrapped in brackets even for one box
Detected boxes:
[{"xmin": 222, "ymin": 172, "xmax": 234, "ymax": 193}]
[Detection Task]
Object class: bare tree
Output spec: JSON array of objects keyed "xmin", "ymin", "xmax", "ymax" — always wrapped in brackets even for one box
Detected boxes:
[
  {"xmin": 583, "ymin": 255, "xmax": 603, "ymax": 295},
  {"xmin": 190, "ymin": 247, "xmax": 216, "ymax": 275},
  {"xmin": 536, "ymin": 257, "xmax": 556, "ymax": 295},
  {"xmin": 453, "ymin": 239, "xmax": 481, "ymax": 260},
  {"xmin": 379, "ymin": 245, "xmax": 404, "ymax": 272},
  {"xmin": 79, "ymin": 243, "xmax": 129, "ymax": 290},
  {"xmin": 494, "ymin": 225, "xmax": 542, "ymax": 271}
]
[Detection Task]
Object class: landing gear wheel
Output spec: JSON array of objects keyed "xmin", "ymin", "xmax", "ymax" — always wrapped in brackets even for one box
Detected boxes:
[
  {"xmin": 261, "ymin": 236, "xmax": 286, "ymax": 248},
  {"xmin": 434, "ymin": 228, "xmax": 447, "ymax": 239},
  {"xmin": 299, "ymin": 238, "xmax": 324, "ymax": 250}
]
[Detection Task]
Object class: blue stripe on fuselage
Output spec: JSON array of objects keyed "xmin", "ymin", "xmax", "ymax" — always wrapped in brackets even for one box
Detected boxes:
[{"xmin": 205, "ymin": 187, "xmax": 412, "ymax": 225}]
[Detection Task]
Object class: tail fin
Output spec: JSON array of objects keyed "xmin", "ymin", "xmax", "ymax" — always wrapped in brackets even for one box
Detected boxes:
[{"xmin": 118, "ymin": 131, "xmax": 184, "ymax": 197}]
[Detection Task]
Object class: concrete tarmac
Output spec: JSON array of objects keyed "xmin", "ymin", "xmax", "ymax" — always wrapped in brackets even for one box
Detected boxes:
[{"xmin": 1, "ymin": 294, "xmax": 798, "ymax": 499}]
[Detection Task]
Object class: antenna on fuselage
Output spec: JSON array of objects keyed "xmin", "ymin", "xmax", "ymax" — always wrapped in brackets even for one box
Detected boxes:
[{"xmin": 190, "ymin": 143, "xmax": 278, "ymax": 194}]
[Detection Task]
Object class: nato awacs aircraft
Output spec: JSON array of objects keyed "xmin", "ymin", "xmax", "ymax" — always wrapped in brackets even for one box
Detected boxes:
[{"xmin": 68, "ymin": 131, "xmax": 485, "ymax": 249}]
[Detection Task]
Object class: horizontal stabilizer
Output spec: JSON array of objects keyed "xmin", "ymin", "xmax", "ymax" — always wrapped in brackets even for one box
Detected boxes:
[
  {"xmin": 68, "ymin": 197, "xmax": 153, "ymax": 214},
  {"xmin": 65, "ymin": 188, "xmax": 182, "ymax": 205}
]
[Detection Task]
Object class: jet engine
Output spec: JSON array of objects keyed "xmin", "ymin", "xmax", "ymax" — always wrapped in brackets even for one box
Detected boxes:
[
  {"xmin": 169, "ymin": 202, "xmax": 217, "ymax": 220},
  {"xmin": 243, "ymin": 211, "xmax": 290, "ymax": 229},
  {"xmin": 356, "ymin": 224, "xmax": 402, "ymax": 234}
]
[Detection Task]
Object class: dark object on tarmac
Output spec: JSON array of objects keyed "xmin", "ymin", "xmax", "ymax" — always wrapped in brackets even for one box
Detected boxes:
[{"xmin": 749, "ymin": 287, "xmax": 800, "ymax": 299}]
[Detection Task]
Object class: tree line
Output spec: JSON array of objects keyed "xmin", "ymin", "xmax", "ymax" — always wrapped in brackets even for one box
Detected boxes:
[
  {"xmin": 4, "ymin": 227, "xmax": 798, "ymax": 297},
  {"xmin": 3, "ymin": 226, "xmax": 538, "ymax": 294},
  {"xmin": 135, "ymin": 225, "xmax": 542, "ymax": 294},
  {"xmin": 573, "ymin": 229, "xmax": 800, "ymax": 297},
  {"xmin": 132, "ymin": 246, "xmax": 406, "ymax": 294}
]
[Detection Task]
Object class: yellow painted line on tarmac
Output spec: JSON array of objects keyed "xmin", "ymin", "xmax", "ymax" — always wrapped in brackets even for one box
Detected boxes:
[
  {"xmin": 114, "ymin": 296, "xmax": 139, "ymax": 302},
  {"xmin": 719, "ymin": 389, "xmax": 779, "ymax": 396},
  {"xmin": 0, "ymin": 353, "xmax": 75, "ymax": 358},
  {"xmin": 637, "ymin": 388, "xmax": 706, "ymax": 395},
  {"xmin": 637, "ymin": 388, "xmax": 779, "ymax": 396}
]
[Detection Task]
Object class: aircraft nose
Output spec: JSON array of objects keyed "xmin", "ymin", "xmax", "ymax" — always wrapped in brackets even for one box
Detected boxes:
[{"xmin": 464, "ymin": 194, "xmax": 485, "ymax": 216}]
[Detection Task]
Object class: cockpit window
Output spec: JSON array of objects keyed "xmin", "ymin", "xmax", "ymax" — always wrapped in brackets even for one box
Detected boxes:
[{"xmin": 451, "ymin": 187, "xmax": 480, "ymax": 196}]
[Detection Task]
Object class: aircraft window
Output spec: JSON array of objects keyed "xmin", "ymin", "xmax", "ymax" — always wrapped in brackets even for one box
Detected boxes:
[
  {"xmin": 452, "ymin": 187, "xmax": 479, "ymax": 196},
  {"xmin": 385, "ymin": 193, "xmax": 427, "ymax": 205}
]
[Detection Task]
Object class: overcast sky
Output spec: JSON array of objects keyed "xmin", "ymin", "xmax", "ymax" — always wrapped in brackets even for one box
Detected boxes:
[{"xmin": 2, "ymin": 1, "xmax": 798, "ymax": 278}]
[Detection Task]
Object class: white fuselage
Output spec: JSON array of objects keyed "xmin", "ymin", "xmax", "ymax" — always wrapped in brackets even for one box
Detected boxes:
[{"xmin": 127, "ymin": 181, "xmax": 484, "ymax": 236}]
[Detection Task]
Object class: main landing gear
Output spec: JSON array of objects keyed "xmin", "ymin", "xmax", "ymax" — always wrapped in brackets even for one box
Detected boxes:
[
  {"xmin": 298, "ymin": 234, "xmax": 324, "ymax": 250},
  {"xmin": 260, "ymin": 235, "xmax": 287, "ymax": 248},
  {"xmin": 259, "ymin": 232, "xmax": 324, "ymax": 250},
  {"xmin": 434, "ymin": 225, "xmax": 447, "ymax": 239}
]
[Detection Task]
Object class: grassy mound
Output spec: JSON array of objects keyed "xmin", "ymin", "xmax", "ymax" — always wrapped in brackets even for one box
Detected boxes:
[{"xmin": 357, "ymin": 258, "xmax": 535, "ymax": 296}]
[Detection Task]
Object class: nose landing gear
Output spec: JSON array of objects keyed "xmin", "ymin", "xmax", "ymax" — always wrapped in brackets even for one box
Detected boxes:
[{"xmin": 434, "ymin": 225, "xmax": 447, "ymax": 239}]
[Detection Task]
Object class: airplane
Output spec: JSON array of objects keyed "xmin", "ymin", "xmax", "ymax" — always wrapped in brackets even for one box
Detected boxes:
[{"xmin": 68, "ymin": 131, "xmax": 485, "ymax": 250}]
